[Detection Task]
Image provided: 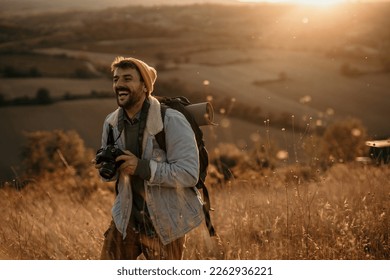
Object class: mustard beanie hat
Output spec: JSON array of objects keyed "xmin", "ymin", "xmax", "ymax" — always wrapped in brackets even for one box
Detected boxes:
[{"xmin": 111, "ymin": 57, "xmax": 157, "ymax": 95}]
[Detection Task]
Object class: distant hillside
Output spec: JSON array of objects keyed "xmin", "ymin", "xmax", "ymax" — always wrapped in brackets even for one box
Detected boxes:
[
  {"xmin": 1, "ymin": 2, "xmax": 389, "ymax": 181},
  {"xmin": 0, "ymin": 0, "xmax": 237, "ymax": 15}
]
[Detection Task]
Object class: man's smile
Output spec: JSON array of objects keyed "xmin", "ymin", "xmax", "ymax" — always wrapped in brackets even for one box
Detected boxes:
[{"xmin": 116, "ymin": 88, "xmax": 131, "ymax": 97}]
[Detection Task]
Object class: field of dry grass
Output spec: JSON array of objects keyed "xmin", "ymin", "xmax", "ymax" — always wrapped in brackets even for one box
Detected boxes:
[
  {"xmin": 0, "ymin": 168, "xmax": 112, "ymax": 260},
  {"xmin": 0, "ymin": 158, "xmax": 388, "ymax": 260},
  {"xmin": 198, "ymin": 163, "xmax": 389, "ymax": 260}
]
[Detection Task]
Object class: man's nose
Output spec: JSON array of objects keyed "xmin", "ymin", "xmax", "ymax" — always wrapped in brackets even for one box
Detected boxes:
[{"xmin": 116, "ymin": 78, "xmax": 126, "ymax": 87}]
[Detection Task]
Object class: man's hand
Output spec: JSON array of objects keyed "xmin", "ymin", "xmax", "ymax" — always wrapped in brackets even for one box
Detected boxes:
[{"xmin": 116, "ymin": 150, "xmax": 139, "ymax": 175}]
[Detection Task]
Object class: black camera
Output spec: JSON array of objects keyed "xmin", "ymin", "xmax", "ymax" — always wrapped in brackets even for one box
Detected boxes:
[{"xmin": 95, "ymin": 145, "xmax": 125, "ymax": 179}]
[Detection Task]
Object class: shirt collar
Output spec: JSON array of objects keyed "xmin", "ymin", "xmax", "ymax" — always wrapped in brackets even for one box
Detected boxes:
[
  {"xmin": 124, "ymin": 111, "xmax": 141, "ymax": 125},
  {"xmin": 123, "ymin": 98, "xmax": 150, "ymax": 125}
]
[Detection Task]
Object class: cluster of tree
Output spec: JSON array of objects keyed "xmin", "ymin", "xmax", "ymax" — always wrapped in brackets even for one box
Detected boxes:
[
  {"xmin": 0, "ymin": 64, "xmax": 98, "ymax": 79},
  {"xmin": 0, "ymin": 89, "xmax": 113, "ymax": 107},
  {"xmin": 0, "ymin": 65, "xmax": 42, "ymax": 78},
  {"xmin": 0, "ymin": 88, "xmax": 53, "ymax": 106}
]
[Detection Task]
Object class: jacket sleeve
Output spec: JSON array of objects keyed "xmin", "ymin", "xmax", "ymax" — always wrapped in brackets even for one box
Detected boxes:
[{"xmin": 148, "ymin": 109, "xmax": 199, "ymax": 188}]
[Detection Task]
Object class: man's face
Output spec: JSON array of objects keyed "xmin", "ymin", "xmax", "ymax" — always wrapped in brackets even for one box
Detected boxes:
[{"xmin": 112, "ymin": 67, "xmax": 145, "ymax": 110}]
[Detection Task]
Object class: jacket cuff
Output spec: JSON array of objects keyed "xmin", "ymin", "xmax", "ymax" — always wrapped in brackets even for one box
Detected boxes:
[
  {"xmin": 149, "ymin": 160, "xmax": 158, "ymax": 183},
  {"xmin": 134, "ymin": 159, "xmax": 151, "ymax": 180}
]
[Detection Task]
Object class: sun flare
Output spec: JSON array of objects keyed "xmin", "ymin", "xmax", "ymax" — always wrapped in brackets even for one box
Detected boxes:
[
  {"xmin": 294, "ymin": 0, "xmax": 344, "ymax": 6},
  {"xmin": 238, "ymin": 0, "xmax": 345, "ymax": 6}
]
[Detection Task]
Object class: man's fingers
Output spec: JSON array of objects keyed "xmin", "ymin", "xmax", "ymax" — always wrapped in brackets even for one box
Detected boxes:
[
  {"xmin": 116, "ymin": 155, "xmax": 130, "ymax": 162},
  {"xmin": 115, "ymin": 151, "xmax": 138, "ymax": 175},
  {"xmin": 123, "ymin": 150, "xmax": 132, "ymax": 155},
  {"xmin": 116, "ymin": 150, "xmax": 134, "ymax": 161}
]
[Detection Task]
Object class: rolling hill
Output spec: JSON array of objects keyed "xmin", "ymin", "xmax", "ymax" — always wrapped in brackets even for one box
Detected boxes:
[{"xmin": 1, "ymin": 2, "xmax": 389, "ymax": 181}]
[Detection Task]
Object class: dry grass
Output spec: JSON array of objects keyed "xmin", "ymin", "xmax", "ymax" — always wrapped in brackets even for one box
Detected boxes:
[
  {"xmin": 1, "ymin": 162, "xmax": 388, "ymax": 260},
  {"xmin": 185, "ymin": 163, "xmax": 389, "ymax": 260},
  {"xmin": 0, "ymin": 168, "xmax": 113, "ymax": 260}
]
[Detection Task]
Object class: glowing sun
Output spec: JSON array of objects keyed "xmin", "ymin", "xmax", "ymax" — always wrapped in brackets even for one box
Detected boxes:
[
  {"xmin": 239, "ymin": 0, "xmax": 345, "ymax": 6},
  {"xmin": 292, "ymin": 0, "xmax": 344, "ymax": 5}
]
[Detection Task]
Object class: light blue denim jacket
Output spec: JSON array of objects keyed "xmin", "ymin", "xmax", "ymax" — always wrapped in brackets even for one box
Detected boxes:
[{"xmin": 100, "ymin": 96, "xmax": 204, "ymax": 245}]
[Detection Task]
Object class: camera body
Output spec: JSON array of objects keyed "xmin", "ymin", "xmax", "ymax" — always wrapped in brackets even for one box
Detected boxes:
[{"xmin": 95, "ymin": 145, "xmax": 125, "ymax": 179}]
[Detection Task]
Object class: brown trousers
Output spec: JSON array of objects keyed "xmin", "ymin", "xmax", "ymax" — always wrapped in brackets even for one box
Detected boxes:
[{"xmin": 100, "ymin": 221, "xmax": 185, "ymax": 260}]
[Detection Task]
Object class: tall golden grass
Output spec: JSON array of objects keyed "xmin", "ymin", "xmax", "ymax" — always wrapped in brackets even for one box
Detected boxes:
[
  {"xmin": 1, "ymin": 158, "xmax": 388, "ymax": 260},
  {"xmin": 0, "ymin": 168, "xmax": 112, "ymax": 260},
  {"xmin": 189, "ymin": 163, "xmax": 389, "ymax": 260}
]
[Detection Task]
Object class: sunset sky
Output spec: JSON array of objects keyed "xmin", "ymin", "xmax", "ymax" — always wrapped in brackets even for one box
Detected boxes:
[{"xmin": 236, "ymin": 0, "xmax": 389, "ymax": 4}]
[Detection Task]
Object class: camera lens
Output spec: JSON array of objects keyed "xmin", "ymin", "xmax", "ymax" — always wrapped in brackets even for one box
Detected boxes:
[{"xmin": 99, "ymin": 162, "xmax": 116, "ymax": 179}]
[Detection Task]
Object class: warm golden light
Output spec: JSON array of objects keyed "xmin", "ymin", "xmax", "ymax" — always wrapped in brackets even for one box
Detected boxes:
[
  {"xmin": 238, "ymin": 0, "xmax": 345, "ymax": 6},
  {"xmin": 294, "ymin": 0, "xmax": 344, "ymax": 5}
]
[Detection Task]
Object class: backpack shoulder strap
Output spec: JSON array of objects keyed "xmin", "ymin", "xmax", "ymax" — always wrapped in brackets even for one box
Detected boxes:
[{"xmin": 155, "ymin": 104, "xmax": 167, "ymax": 151}]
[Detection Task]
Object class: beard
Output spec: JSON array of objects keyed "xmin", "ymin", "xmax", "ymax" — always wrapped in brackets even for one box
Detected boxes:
[{"xmin": 115, "ymin": 85, "xmax": 143, "ymax": 110}]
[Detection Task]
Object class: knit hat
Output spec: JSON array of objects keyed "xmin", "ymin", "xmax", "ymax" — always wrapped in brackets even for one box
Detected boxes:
[{"xmin": 112, "ymin": 57, "xmax": 157, "ymax": 95}]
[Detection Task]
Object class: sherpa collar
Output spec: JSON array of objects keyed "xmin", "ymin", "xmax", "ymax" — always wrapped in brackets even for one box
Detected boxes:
[
  {"xmin": 106, "ymin": 95, "xmax": 163, "ymax": 136},
  {"xmin": 145, "ymin": 95, "xmax": 163, "ymax": 135}
]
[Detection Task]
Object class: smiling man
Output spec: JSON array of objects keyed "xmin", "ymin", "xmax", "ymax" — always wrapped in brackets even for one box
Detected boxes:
[{"xmin": 96, "ymin": 56, "xmax": 204, "ymax": 260}]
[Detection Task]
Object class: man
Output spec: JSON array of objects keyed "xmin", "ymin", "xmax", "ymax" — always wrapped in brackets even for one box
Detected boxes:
[{"xmin": 96, "ymin": 56, "xmax": 204, "ymax": 260}]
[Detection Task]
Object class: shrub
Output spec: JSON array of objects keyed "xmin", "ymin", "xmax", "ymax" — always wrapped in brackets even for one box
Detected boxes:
[
  {"xmin": 319, "ymin": 118, "xmax": 368, "ymax": 164},
  {"xmin": 21, "ymin": 130, "xmax": 94, "ymax": 176},
  {"xmin": 209, "ymin": 143, "xmax": 246, "ymax": 181},
  {"xmin": 35, "ymin": 88, "xmax": 52, "ymax": 104}
]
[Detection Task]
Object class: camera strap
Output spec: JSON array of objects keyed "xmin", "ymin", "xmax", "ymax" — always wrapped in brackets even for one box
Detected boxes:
[
  {"xmin": 137, "ymin": 99, "xmax": 150, "ymax": 157},
  {"xmin": 107, "ymin": 124, "xmax": 115, "ymax": 146},
  {"xmin": 108, "ymin": 107, "xmax": 126, "ymax": 147}
]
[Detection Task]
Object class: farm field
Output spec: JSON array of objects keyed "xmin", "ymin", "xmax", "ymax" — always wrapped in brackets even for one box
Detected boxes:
[{"xmin": 1, "ymin": 46, "xmax": 388, "ymax": 179}]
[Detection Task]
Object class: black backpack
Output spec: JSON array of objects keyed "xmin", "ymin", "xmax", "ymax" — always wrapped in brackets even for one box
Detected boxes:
[{"xmin": 155, "ymin": 96, "xmax": 216, "ymax": 237}]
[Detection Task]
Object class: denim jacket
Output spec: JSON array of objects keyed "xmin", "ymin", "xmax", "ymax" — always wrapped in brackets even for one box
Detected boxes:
[{"xmin": 100, "ymin": 95, "xmax": 204, "ymax": 245}]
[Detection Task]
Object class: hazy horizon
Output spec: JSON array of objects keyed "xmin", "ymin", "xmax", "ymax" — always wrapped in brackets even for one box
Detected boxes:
[{"xmin": 1, "ymin": 0, "xmax": 389, "ymax": 12}]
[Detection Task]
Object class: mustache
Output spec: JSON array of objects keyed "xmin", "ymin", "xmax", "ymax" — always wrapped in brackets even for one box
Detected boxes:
[{"xmin": 115, "ymin": 86, "xmax": 130, "ymax": 92}]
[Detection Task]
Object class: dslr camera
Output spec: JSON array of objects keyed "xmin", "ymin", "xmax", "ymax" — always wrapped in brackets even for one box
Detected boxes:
[{"xmin": 95, "ymin": 145, "xmax": 125, "ymax": 179}]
